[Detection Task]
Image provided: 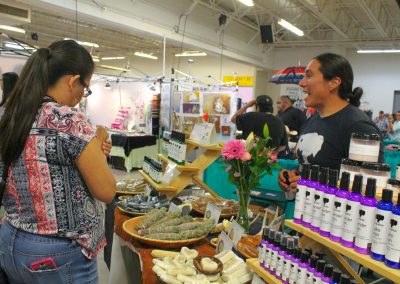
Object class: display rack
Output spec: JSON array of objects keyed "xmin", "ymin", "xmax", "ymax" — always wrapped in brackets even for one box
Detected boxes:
[
  {"xmin": 139, "ymin": 139, "xmax": 224, "ymax": 199},
  {"xmin": 284, "ymin": 220, "xmax": 400, "ymax": 284},
  {"xmin": 246, "ymin": 258, "xmax": 282, "ymax": 284}
]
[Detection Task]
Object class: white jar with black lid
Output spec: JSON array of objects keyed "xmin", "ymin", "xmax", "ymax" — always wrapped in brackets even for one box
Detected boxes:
[
  {"xmin": 340, "ymin": 158, "xmax": 362, "ymax": 187},
  {"xmin": 360, "ymin": 162, "xmax": 391, "ymax": 198},
  {"xmin": 348, "ymin": 133, "xmax": 380, "ymax": 163}
]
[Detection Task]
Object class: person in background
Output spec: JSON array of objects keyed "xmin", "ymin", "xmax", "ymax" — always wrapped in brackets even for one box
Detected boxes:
[
  {"xmin": 276, "ymin": 95, "xmax": 307, "ymax": 141},
  {"xmin": 0, "ymin": 72, "xmax": 19, "ymax": 119},
  {"xmin": 387, "ymin": 113, "xmax": 395, "ymax": 137},
  {"xmin": 0, "ymin": 40, "xmax": 116, "ymax": 283},
  {"xmin": 374, "ymin": 110, "xmax": 389, "ymax": 135},
  {"xmin": 278, "ymin": 53, "xmax": 382, "ymax": 195},
  {"xmin": 231, "ymin": 95, "xmax": 288, "ymax": 156},
  {"xmin": 390, "ymin": 111, "xmax": 400, "ymax": 141}
]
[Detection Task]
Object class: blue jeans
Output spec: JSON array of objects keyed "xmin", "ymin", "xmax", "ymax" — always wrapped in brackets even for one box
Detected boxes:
[{"xmin": 0, "ymin": 221, "xmax": 98, "ymax": 284}]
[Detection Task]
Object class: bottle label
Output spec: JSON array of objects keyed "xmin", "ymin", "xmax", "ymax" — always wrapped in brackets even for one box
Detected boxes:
[
  {"xmin": 259, "ymin": 244, "xmax": 266, "ymax": 263},
  {"xmin": 320, "ymin": 193, "xmax": 336, "ymax": 232},
  {"xmin": 311, "ymin": 190, "xmax": 325, "ymax": 227},
  {"xmin": 264, "ymin": 247, "xmax": 272, "ymax": 267},
  {"xmin": 331, "ymin": 196, "xmax": 347, "ymax": 237},
  {"xmin": 297, "ymin": 267, "xmax": 308, "ymax": 283},
  {"xmin": 342, "ymin": 200, "xmax": 361, "ymax": 242},
  {"xmin": 305, "ymin": 271, "xmax": 313, "ymax": 284},
  {"xmin": 349, "ymin": 142, "xmax": 379, "ymax": 159},
  {"xmin": 282, "ymin": 259, "xmax": 292, "ymax": 281},
  {"xmin": 289, "ymin": 262, "xmax": 298, "ymax": 284},
  {"xmin": 269, "ymin": 250, "xmax": 277, "ymax": 270},
  {"xmin": 303, "ymin": 186, "xmax": 316, "ymax": 223},
  {"xmin": 276, "ymin": 255, "xmax": 284, "ymax": 277},
  {"xmin": 371, "ymin": 209, "xmax": 392, "ymax": 255},
  {"xmin": 355, "ymin": 205, "xmax": 376, "ymax": 249},
  {"xmin": 385, "ymin": 214, "xmax": 400, "ymax": 263},
  {"xmin": 294, "ymin": 184, "xmax": 307, "ymax": 220}
]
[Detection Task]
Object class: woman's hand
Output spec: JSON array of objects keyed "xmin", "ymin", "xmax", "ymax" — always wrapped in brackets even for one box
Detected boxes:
[
  {"xmin": 278, "ymin": 170, "xmax": 300, "ymax": 194},
  {"xmin": 102, "ymin": 139, "xmax": 112, "ymax": 157}
]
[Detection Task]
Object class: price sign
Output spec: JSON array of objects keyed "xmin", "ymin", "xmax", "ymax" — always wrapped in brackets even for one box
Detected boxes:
[
  {"xmin": 216, "ymin": 231, "xmax": 234, "ymax": 254},
  {"xmin": 204, "ymin": 202, "xmax": 221, "ymax": 225}
]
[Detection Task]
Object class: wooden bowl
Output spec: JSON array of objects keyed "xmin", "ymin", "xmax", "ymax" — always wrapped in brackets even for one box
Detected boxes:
[
  {"xmin": 122, "ymin": 216, "xmax": 207, "ymax": 248},
  {"xmin": 116, "ymin": 205, "xmax": 146, "ymax": 216},
  {"xmin": 193, "ymin": 255, "xmax": 223, "ymax": 275}
]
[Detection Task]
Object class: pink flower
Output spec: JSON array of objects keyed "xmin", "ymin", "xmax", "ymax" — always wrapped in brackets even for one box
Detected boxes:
[
  {"xmin": 234, "ymin": 172, "xmax": 241, "ymax": 177},
  {"xmin": 225, "ymin": 165, "xmax": 232, "ymax": 172},
  {"xmin": 240, "ymin": 151, "xmax": 251, "ymax": 161},
  {"xmin": 259, "ymin": 147, "xmax": 266, "ymax": 157},
  {"xmin": 267, "ymin": 150, "xmax": 278, "ymax": 163},
  {"xmin": 221, "ymin": 140, "xmax": 246, "ymax": 159}
]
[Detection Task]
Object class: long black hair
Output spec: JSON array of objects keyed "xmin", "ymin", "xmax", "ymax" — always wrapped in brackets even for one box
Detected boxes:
[
  {"xmin": 0, "ymin": 72, "xmax": 19, "ymax": 107},
  {"xmin": 315, "ymin": 53, "xmax": 362, "ymax": 107},
  {"xmin": 0, "ymin": 40, "xmax": 94, "ymax": 165}
]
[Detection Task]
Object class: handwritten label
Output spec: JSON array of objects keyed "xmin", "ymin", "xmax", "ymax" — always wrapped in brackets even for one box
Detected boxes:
[
  {"xmin": 216, "ymin": 231, "xmax": 234, "ymax": 254},
  {"xmin": 204, "ymin": 202, "xmax": 221, "ymax": 225}
]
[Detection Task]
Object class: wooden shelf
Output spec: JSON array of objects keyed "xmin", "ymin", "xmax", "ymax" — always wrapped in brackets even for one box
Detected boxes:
[
  {"xmin": 186, "ymin": 139, "xmax": 223, "ymax": 151},
  {"xmin": 246, "ymin": 258, "xmax": 282, "ymax": 284},
  {"xmin": 156, "ymin": 154, "xmax": 200, "ymax": 172},
  {"xmin": 285, "ymin": 220, "xmax": 400, "ymax": 283},
  {"xmin": 138, "ymin": 170, "xmax": 179, "ymax": 192}
]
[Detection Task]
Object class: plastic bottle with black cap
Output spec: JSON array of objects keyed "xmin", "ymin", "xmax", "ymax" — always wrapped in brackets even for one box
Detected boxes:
[
  {"xmin": 330, "ymin": 171, "xmax": 350, "ymax": 242},
  {"xmin": 384, "ymin": 192, "xmax": 400, "ymax": 269},
  {"xmin": 311, "ymin": 167, "xmax": 329, "ymax": 232},
  {"xmin": 303, "ymin": 165, "xmax": 320, "ymax": 227},
  {"xmin": 296, "ymin": 251, "xmax": 310, "ymax": 284},
  {"xmin": 313, "ymin": 259, "xmax": 326, "ymax": 284},
  {"xmin": 355, "ymin": 177, "xmax": 377, "ymax": 254},
  {"xmin": 320, "ymin": 169, "xmax": 339, "ymax": 237},
  {"xmin": 329, "ymin": 269, "xmax": 342, "ymax": 284},
  {"xmin": 294, "ymin": 163, "xmax": 311, "ymax": 224},
  {"xmin": 339, "ymin": 274, "xmax": 350, "ymax": 284},
  {"xmin": 319, "ymin": 264, "xmax": 334, "ymax": 284},
  {"xmin": 341, "ymin": 174, "xmax": 363, "ymax": 247},
  {"xmin": 371, "ymin": 188, "xmax": 394, "ymax": 261},
  {"xmin": 269, "ymin": 231, "xmax": 282, "ymax": 275},
  {"xmin": 305, "ymin": 255, "xmax": 318, "ymax": 284},
  {"xmin": 282, "ymin": 238, "xmax": 294, "ymax": 283},
  {"xmin": 288, "ymin": 248, "xmax": 302, "ymax": 284},
  {"xmin": 259, "ymin": 227, "xmax": 270, "ymax": 269}
]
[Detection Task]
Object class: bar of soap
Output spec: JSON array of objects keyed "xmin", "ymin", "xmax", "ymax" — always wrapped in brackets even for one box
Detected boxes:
[{"xmin": 201, "ymin": 257, "xmax": 218, "ymax": 271}]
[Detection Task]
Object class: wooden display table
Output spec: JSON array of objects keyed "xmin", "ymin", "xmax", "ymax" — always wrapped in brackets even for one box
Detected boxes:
[
  {"xmin": 285, "ymin": 220, "xmax": 400, "ymax": 284},
  {"xmin": 114, "ymin": 207, "xmax": 216, "ymax": 284}
]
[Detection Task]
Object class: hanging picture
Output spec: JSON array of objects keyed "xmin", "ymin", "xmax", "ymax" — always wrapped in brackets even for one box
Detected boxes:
[
  {"xmin": 182, "ymin": 103, "xmax": 200, "ymax": 114},
  {"xmin": 182, "ymin": 90, "xmax": 200, "ymax": 103},
  {"xmin": 202, "ymin": 92, "xmax": 231, "ymax": 115},
  {"xmin": 208, "ymin": 115, "xmax": 221, "ymax": 133}
]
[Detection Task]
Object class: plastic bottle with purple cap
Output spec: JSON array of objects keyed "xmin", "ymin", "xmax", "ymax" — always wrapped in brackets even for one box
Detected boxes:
[
  {"xmin": 354, "ymin": 177, "xmax": 377, "ymax": 254},
  {"xmin": 371, "ymin": 188, "xmax": 394, "ymax": 261},
  {"xmin": 384, "ymin": 192, "xmax": 400, "ymax": 269},
  {"xmin": 303, "ymin": 165, "xmax": 320, "ymax": 227},
  {"xmin": 341, "ymin": 174, "xmax": 363, "ymax": 248},
  {"xmin": 320, "ymin": 169, "xmax": 339, "ymax": 237},
  {"xmin": 294, "ymin": 164, "xmax": 311, "ymax": 224},
  {"xmin": 330, "ymin": 172, "xmax": 350, "ymax": 242},
  {"xmin": 311, "ymin": 167, "xmax": 329, "ymax": 232}
]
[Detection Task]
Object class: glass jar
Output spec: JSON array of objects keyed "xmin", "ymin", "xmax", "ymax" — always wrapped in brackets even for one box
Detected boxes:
[
  {"xmin": 348, "ymin": 133, "xmax": 380, "ymax": 162},
  {"xmin": 386, "ymin": 179, "xmax": 400, "ymax": 203},
  {"xmin": 340, "ymin": 158, "xmax": 362, "ymax": 186},
  {"xmin": 360, "ymin": 162, "xmax": 391, "ymax": 197}
]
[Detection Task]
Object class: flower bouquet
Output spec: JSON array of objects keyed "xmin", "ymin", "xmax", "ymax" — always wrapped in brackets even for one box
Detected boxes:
[{"xmin": 221, "ymin": 125, "xmax": 280, "ymax": 232}]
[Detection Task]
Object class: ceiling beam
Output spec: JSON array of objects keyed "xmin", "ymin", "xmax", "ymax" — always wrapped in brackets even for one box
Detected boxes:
[
  {"xmin": 296, "ymin": 0, "xmax": 349, "ymax": 39},
  {"xmin": 355, "ymin": 0, "xmax": 387, "ymax": 38}
]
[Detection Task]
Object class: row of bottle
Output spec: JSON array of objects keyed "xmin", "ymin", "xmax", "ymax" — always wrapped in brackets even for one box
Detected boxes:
[
  {"xmin": 143, "ymin": 156, "xmax": 163, "ymax": 183},
  {"xmin": 168, "ymin": 130, "xmax": 187, "ymax": 165},
  {"xmin": 258, "ymin": 227, "xmax": 358, "ymax": 284},
  {"xmin": 293, "ymin": 164, "xmax": 400, "ymax": 269}
]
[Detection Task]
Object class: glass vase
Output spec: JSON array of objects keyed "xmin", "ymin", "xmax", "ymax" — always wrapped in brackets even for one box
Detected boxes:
[{"xmin": 236, "ymin": 187, "xmax": 251, "ymax": 233}]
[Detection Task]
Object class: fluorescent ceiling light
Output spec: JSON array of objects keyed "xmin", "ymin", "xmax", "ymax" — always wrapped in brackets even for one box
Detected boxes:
[
  {"xmin": 5, "ymin": 42, "xmax": 35, "ymax": 50},
  {"xmin": 174, "ymin": 69, "xmax": 192, "ymax": 78},
  {"xmin": 357, "ymin": 49, "xmax": 400, "ymax": 54},
  {"xmin": 101, "ymin": 56, "xmax": 126, "ymax": 60},
  {"xmin": 0, "ymin": 25, "xmax": 25, "ymax": 34},
  {"xmin": 278, "ymin": 19, "xmax": 304, "ymax": 37},
  {"xmin": 64, "ymin": 38, "xmax": 99, "ymax": 48},
  {"xmin": 97, "ymin": 64, "xmax": 130, "ymax": 72},
  {"xmin": 175, "ymin": 51, "xmax": 207, "ymax": 57},
  {"xmin": 237, "ymin": 0, "xmax": 254, "ymax": 7},
  {"xmin": 134, "ymin": 52, "xmax": 158, "ymax": 60}
]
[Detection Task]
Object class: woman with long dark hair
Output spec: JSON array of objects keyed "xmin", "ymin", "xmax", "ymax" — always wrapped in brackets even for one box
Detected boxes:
[
  {"xmin": 278, "ymin": 53, "xmax": 382, "ymax": 193},
  {"xmin": 0, "ymin": 40, "xmax": 116, "ymax": 283},
  {"xmin": 0, "ymin": 72, "xmax": 19, "ymax": 118}
]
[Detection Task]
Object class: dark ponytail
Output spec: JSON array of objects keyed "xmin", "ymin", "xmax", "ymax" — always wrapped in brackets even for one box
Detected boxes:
[
  {"xmin": 0, "ymin": 40, "xmax": 94, "ymax": 165},
  {"xmin": 314, "ymin": 53, "xmax": 362, "ymax": 107},
  {"xmin": 0, "ymin": 72, "xmax": 19, "ymax": 107}
]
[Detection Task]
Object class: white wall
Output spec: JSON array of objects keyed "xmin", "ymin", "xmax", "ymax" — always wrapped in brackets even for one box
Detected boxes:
[{"xmin": 267, "ymin": 47, "xmax": 400, "ymax": 117}]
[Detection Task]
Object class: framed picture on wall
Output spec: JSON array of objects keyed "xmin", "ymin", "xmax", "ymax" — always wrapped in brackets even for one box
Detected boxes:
[{"xmin": 202, "ymin": 92, "xmax": 231, "ymax": 115}]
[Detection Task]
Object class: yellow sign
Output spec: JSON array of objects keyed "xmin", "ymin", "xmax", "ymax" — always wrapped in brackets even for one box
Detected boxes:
[{"xmin": 223, "ymin": 76, "xmax": 254, "ymax": 87}]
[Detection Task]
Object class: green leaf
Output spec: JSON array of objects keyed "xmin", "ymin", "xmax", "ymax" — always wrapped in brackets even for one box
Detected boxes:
[{"xmin": 263, "ymin": 124, "xmax": 270, "ymax": 139}]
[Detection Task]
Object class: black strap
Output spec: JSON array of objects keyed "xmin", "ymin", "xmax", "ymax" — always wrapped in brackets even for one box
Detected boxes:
[{"xmin": 0, "ymin": 163, "xmax": 10, "ymax": 206}]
